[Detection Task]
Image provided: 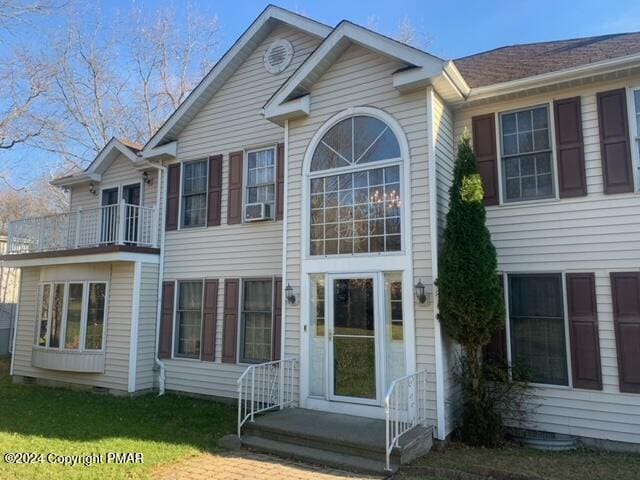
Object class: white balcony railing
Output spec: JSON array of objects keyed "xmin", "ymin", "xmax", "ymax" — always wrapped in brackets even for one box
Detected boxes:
[
  {"xmin": 384, "ymin": 369, "xmax": 429, "ymax": 471},
  {"xmin": 7, "ymin": 201, "xmax": 157, "ymax": 254},
  {"xmin": 237, "ymin": 358, "xmax": 297, "ymax": 438}
]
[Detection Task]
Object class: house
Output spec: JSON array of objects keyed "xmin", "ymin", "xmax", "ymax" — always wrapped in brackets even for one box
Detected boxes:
[{"xmin": 2, "ymin": 4, "xmax": 640, "ymax": 471}]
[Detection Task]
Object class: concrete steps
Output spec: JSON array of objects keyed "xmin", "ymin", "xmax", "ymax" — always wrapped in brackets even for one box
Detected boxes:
[{"xmin": 240, "ymin": 408, "xmax": 433, "ymax": 476}]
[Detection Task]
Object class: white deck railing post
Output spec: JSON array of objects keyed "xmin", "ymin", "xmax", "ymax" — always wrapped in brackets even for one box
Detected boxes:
[
  {"xmin": 117, "ymin": 200, "xmax": 126, "ymax": 245},
  {"xmin": 75, "ymin": 208, "xmax": 82, "ymax": 248}
]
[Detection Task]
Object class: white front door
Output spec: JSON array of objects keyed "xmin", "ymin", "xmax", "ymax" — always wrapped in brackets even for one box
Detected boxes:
[{"xmin": 327, "ymin": 274, "xmax": 381, "ymax": 405}]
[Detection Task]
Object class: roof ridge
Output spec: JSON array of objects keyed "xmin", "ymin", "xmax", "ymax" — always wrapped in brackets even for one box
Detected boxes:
[{"xmin": 455, "ymin": 31, "xmax": 640, "ymax": 61}]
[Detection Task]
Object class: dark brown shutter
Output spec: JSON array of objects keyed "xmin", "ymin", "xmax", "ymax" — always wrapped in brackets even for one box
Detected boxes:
[
  {"xmin": 272, "ymin": 277, "xmax": 282, "ymax": 360},
  {"xmin": 597, "ymin": 89, "xmax": 634, "ymax": 194},
  {"xmin": 159, "ymin": 281, "xmax": 175, "ymax": 359},
  {"xmin": 276, "ymin": 143, "xmax": 285, "ymax": 221},
  {"xmin": 472, "ymin": 113, "xmax": 499, "ymax": 205},
  {"xmin": 611, "ymin": 272, "xmax": 640, "ymax": 393},
  {"xmin": 484, "ymin": 274, "xmax": 506, "ymax": 363},
  {"xmin": 165, "ymin": 164, "xmax": 181, "ymax": 231},
  {"xmin": 201, "ymin": 279, "xmax": 219, "ymax": 362},
  {"xmin": 207, "ymin": 155, "xmax": 223, "ymax": 227},
  {"xmin": 566, "ymin": 273, "xmax": 602, "ymax": 390},
  {"xmin": 227, "ymin": 152, "xmax": 244, "ymax": 225},
  {"xmin": 554, "ymin": 97, "xmax": 587, "ymax": 198},
  {"xmin": 222, "ymin": 278, "xmax": 240, "ymax": 363}
]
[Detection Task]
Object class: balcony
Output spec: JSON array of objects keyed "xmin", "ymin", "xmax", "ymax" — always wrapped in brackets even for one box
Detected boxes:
[{"xmin": 6, "ymin": 202, "xmax": 158, "ymax": 258}]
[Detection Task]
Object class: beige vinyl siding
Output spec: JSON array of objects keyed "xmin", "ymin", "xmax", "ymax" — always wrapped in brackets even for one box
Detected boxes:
[
  {"xmin": 135, "ymin": 262, "xmax": 159, "ymax": 391},
  {"xmin": 11, "ymin": 263, "xmax": 134, "ymax": 392},
  {"xmin": 161, "ymin": 24, "xmax": 322, "ymax": 398},
  {"xmin": 285, "ymin": 43, "xmax": 438, "ymax": 425},
  {"xmin": 453, "ymin": 76, "xmax": 640, "ymax": 444},
  {"xmin": 432, "ymin": 91, "xmax": 462, "ymax": 434},
  {"xmin": 70, "ymin": 154, "xmax": 158, "ymax": 211}
]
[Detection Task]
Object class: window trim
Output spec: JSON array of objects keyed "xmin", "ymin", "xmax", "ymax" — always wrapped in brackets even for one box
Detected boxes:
[
  {"xmin": 502, "ymin": 271, "xmax": 573, "ymax": 389},
  {"xmin": 239, "ymin": 277, "xmax": 275, "ymax": 364},
  {"xmin": 34, "ymin": 280, "xmax": 109, "ymax": 353},
  {"xmin": 243, "ymin": 145, "xmax": 278, "ymax": 223},
  {"xmin": 172, "ymin": 279, "xmax": 205, "ymax": 360},
  {"xmin": 626, "ymin": 85, "xmax": 640, "ymax": 192},
  {"xmin": 498, "ymin": 103, "xmax": 558, "ymax": 204},
  {"xmin": 179, "ymin": 159, "xmax": 209, "ymax": 230}
]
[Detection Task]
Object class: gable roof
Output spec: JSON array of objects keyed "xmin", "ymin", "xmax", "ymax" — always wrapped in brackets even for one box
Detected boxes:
[
  {"xmin": 143, "ymin": 5, "xmax": 332, "ymax": 152},
  {"xmin": 263, "ymin": 20, "xmax": 469, "ymax": 122},
  {"xmin": 455, "ymin": 32, "xmax": 640, "ymax": 88},
  {"xmin": 51, "ymin": 138, "xmax": 146, "ymax": 187}
]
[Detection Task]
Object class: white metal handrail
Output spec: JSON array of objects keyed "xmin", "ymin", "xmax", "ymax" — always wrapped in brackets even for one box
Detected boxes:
[
  {"xmin": 7, "ymin": 201, "xmax": 158, "ymax": 254},
  {"xmin": 237, "ymin": 357, "xmax": 297, "ymax": 438},
  {"xmin": 384, "ymin": 369, "xmax": 428, "ymax": 471}
]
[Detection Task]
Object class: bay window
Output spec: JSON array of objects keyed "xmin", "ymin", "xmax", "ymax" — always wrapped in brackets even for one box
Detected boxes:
[
  {"xmin": 36, "ymin": 281, "xmax": 108, "ymax": 351},
  {"xmin": 500, "ymin": 106, "xmax": 554, "ymax": 202}
]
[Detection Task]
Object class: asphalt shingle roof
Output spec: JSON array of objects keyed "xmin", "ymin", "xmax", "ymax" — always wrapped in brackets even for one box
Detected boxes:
[{"xmin": 454, "ymin": 32, "xmax": 640, "ymax": 88}]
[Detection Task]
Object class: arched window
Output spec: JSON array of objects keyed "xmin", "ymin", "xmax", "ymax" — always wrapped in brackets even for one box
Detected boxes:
[{"xmin": 309, "ymin": 115, "xmax": 403, "ymax": 256}]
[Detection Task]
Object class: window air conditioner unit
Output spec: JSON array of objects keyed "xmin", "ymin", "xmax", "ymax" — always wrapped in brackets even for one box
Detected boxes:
[{"xmin": 244, "ymin": 202, "xmax": 273, "ymax": 222}]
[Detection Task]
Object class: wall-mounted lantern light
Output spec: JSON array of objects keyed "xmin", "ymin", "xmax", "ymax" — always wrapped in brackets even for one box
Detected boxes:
[
  {"xmin": 89, "ymin": 183, "xmax": 97, "ymax": 196},
  {"xmin": 285, "ymin": 283, "xmax": 297, "ymax": 305},
  {"xmin": 414, "ymin": 279, "xmax": 430, "ymax": 305},
  {"xmin": 142, "ymin": 171, "xmax": 152, "ymax": 185}
]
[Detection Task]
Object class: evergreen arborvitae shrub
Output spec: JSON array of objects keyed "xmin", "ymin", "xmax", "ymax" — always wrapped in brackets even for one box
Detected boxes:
[{"xmin": 436, "ymin": 134, "xmax": 506, "ymax": 446}]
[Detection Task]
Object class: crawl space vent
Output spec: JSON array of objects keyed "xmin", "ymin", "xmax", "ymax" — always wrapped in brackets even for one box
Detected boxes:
[{"xmin": 264, "ymin": 39, "xmax": 294, "ymax": 74}]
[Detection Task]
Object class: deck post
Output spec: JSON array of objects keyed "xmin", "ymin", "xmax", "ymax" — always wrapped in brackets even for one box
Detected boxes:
[{"xmin": 117, "ymin": 200, "xmax": 126, "ymax": 245}]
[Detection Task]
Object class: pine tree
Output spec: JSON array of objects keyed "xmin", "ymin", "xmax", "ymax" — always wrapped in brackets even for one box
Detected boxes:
[{"xmin": 436, "ymin": 133, "xmax": 505, "ymax": 445}]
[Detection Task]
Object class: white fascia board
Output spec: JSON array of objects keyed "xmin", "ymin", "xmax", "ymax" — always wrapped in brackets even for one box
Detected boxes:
[
  {"xmin": 467, "ymin": 53, "xmax": 640, "ymax": 102},
  {"xmin": 263, "ymin": 95, "xmax": 311, "ymax": 124},
  {"xmin": 141, "ymin": 141, "xmax": 177, "ymax": 161},
  {"xmin": 443, "ymin": 61, "xmax": 470, "ymax": 97},
  {"xmin": 143, "ymin": 5, "xmax": 332, "ymax": 152},
  {"xmin": 2, "ymin": 251, "xmax": 160, "ymax": 268},
  {"xmin": 50, "ymin": 172, "xmax": 101, "ymax": 188}
]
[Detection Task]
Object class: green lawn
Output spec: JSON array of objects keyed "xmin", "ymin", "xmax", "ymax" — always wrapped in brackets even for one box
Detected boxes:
[
  {"xmin": 408, "ymin": 442, "xmax": 640, "ymax": 480},
  {"xmin": 0, "ymin": 357, "xmax": 236, "ymax": 480}
]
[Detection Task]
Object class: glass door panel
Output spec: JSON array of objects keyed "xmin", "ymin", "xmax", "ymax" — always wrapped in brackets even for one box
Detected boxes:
[{"xmin": 330, "ymin": 277, "xmax": 377, "ymax": 401}]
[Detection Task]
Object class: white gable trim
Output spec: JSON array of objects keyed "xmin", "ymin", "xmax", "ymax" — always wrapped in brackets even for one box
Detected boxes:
[
  {"xmin": 143, "ymin": 5, "xmax": 331, "ymax": 151},
  {"xmin": 51, "ymin": 138, "xmax": 142, "ymax": 188},
  {"xmin": 263, "ymin": 21, "xmax": 454, "ymax": 123}
]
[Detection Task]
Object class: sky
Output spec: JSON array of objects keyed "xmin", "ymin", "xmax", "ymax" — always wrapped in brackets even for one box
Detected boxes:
[
  {"xmin": 111, "ymin": 0, "xmax": 640, "ymax": 60},
  {"xmin": 1, "ymin": 0, "xmax": 639, "ymax": 188}
]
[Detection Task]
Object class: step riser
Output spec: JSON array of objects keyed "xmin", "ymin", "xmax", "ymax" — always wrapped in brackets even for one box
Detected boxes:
[
  {"xmin": 241, "ymin": 435, "xmax": 396, "ymax": 476},
  {"xmin": 243, "ymin": 424, "xmax": 399, "ymax": 462}
]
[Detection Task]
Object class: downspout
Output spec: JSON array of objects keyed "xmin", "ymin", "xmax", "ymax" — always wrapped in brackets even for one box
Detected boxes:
[
  {"xmin": 150, "ymin": 162, "xmax": 167, "ymax": 395},
  {"xmin": 9, "ymin": 270, "xmax": 21, "ymax": 376}
]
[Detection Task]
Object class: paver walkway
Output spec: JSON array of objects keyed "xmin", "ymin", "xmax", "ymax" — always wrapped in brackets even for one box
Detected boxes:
[{"xmin": 154, "ymin": 450, "xmax": 382, "ymax": 480}]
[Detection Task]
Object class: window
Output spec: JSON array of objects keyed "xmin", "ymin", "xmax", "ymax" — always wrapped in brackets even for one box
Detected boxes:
[
  {"xmin": 64, "ymin": 283, "xmax": 84, "ymax": 349},
  {"xmin": 181, "ymin": 160, "xmax": 208, "ymax": 227},
  {"xmin": 36, "ymin": 281, "xmax": 107, "ymax": 351},
  {"xmin": 85, "ymin": 283, "xmax": 106, "ymax": 350},
  {"xmin": 309, "ymin": 115, "xmax": 402, "ymax": 256},
  {"xmin": 246, "ymin": 148, "xmax": 276, "ymax": 209},
  {"xmin": 508, "ymin": 274, "xmax": 568, "ymax": 386},
  {"xmin": 175, "ymin": 281, "xmax": 203, "ymax": 359},
  {"xmin": 500, "ymin": 106, "xmax": 554, "ymax": 202},
  {"xmin": 241, "ymin": 279, "xmax": 273, "ymax": 363}
]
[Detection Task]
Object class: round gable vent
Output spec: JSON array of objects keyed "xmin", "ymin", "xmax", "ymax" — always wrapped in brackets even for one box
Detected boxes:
[{"xmin": 264, "ymin": 39, "xmax": 294, "ymax": 74}]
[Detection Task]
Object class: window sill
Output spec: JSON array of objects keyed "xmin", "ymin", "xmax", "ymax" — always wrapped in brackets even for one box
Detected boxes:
[
  {"xmin": 489, "ymin": 196, "xmax": 560, "ymax": 209},
  {"xmin": 31, "ymin": 348, "xmax": 105, "ymax": 373}
]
